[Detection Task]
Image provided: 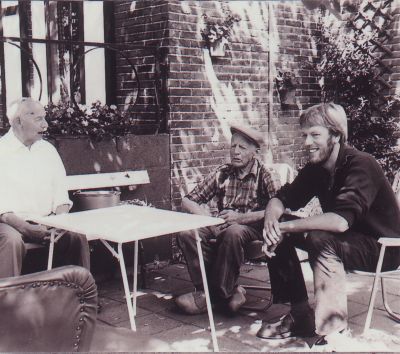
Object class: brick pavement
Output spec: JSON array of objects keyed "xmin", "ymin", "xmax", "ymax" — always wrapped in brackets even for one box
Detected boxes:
[{"xmin": 96, "ymin": 261, "xmax": 400, "ymax": 352}]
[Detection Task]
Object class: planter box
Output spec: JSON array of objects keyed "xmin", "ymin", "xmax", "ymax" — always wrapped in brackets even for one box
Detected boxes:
[{"xmin": 48, "ymin": 134, "xmax": 172, "ymax": 274}]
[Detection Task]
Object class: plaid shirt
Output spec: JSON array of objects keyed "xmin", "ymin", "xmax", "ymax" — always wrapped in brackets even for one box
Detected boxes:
[{"xmin": 186, "ymin": 158, "xmax": 281, "ymax": 213}]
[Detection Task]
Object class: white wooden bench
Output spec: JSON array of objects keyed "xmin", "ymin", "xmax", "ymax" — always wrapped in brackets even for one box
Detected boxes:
[{"xmin": 25, "ymin": 170, "xmax": 150, "ymax": 260}]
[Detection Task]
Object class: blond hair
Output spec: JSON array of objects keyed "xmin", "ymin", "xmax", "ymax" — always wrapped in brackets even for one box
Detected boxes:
[{"xmin": 300, "ymin": 103, "xmax": 348, "ymax": 143}]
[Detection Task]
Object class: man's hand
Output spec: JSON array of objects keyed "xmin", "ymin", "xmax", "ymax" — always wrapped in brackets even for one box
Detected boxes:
[
  {"xmin": 263, "ymin": 213, "xmax": 283, "ymax": 247},
  {"xmin": 262, "ymin": 215, "xmax": 284, "ymax": 258},
  {"xmin": 218, "ymin": 209, "xmax": 243, "ymax": 229},
  {"xmin": 22, "ymin": 222, "xmax": 51, "ymax": 243}
]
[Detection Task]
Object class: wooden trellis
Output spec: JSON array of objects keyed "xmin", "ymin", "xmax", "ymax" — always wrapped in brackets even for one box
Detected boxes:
[{"xmin": 347, "ymin": 0, "xmax": 394, "ymax": 106}]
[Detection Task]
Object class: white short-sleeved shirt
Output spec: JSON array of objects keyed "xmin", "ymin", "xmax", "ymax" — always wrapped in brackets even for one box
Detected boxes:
[{"xmin": 0, "ymin": 129, "xmax": 72, "ymax": 219}]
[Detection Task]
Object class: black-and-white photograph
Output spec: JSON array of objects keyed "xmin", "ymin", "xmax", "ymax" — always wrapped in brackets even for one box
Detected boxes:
[{"xmin": 0, "ymin": 0, "xmax": 399, "ymax": 352}]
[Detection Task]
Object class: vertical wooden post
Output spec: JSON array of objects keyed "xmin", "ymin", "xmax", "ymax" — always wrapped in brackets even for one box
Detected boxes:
[
  {"xmin": 0, "ymin": 1, "xmax": 7, "ymax": 128},
  {"xmin": 18, "ymin": 1, "xmax": 31, "ymax": 98},
  {"xmin": 103, "ymin": 1, "xmax": 116, "ymax": 106}
]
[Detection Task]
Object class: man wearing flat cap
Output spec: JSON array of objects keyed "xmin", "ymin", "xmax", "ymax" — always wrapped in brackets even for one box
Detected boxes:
[
  {"xmin": 258, "ymin": 103, "xmax": 400, "ymax": 347},
  {"xmin": 175, "ymin": 123, "xmax": 281, "ymax": 315}
]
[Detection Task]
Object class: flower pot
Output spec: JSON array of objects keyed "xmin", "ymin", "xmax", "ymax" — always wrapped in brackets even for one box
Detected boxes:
[
  {"xmin": 209, "ymin": 37, "xmax": 228, "ymax": 57},
  {"xmin": 73, "ymin": 190, "xmax": 121, "ymax": 211},
  {"xmin": 278, "ymin": 88, "xmax": 297, "ymax": 105}
]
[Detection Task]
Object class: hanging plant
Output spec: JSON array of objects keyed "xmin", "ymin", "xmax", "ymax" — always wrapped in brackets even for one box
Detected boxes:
[
  {"xmin": 275, "ymin": 71, "xmax": 297, "ymax": 105},
  {"xmin": 201, "ymin": 12, "xmax": 240, "ymax": 57}
]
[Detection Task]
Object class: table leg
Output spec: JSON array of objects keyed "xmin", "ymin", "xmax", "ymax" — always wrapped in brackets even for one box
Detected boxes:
[
  {"xmin": 117, "ymin": 243, "xmax": 137, "ymax": 331},
  {"xmin": 46, "ymin": 230, "xmax": 71, "ymax": 270},
  {"xmin": 195, "ymin": 229, "xmax": 219, "ymax": 352},
  {"xmin": 47, "ymin": 229, "xmax": 56, "ymax": 270},
  {"xmin": 133, "ymin": 240, "xmax": 138, "ymax": 316}
]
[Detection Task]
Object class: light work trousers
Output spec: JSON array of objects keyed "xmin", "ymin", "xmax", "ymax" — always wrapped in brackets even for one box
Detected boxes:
[
  {"xmin": 268, "ymin": 229, "xmax": 400, "ymax": 335},
  {"xmin": 0, "ymin": 222, "xmax": 90, "ymax": 279}
]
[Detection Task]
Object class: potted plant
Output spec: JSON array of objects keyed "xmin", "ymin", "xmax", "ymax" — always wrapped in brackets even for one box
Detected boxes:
[
  {"xmin": 201, "ymin": 12, "xmax": 240, "ymax": 57},
  {"xmin": 45, "ymin": 101, "xmax": 135, "ymax": 141},
  {"xmin": 275, "ymin": 71, "xmax": 297, "ymax": 105}
]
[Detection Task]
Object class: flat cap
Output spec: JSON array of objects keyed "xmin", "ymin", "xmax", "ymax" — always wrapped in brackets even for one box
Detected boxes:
[{"xmin": 230, "ymin": 123, "xmax": 264, "ymax": 148}]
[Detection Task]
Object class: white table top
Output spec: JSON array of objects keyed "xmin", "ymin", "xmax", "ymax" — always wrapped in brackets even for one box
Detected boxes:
[{"xmin": 28, "ymin": 204, "xmax": 224, "ymax": 243}]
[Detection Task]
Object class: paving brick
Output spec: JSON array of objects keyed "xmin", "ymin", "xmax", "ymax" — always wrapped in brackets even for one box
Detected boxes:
[
  {"xmin": 146, "ymin": 273, "xmax": 193, "ymax": 295},
  {"xmin": 136, "ymin": 292, "xmax": 176, "ymax": 313},
  {"xmin": 119, "ymin": 313, "xmax": 185, "ymax": 336},
  {"xmin": 156, "ymin": 323, "xmax": 258, "ymax": 352},
  {"xmin": 97, "ymin": 299, "xmax": 130, "ymax": 325},
  {"xmin": 95, "ymin": 260, "xmax": 400, "ymax": 351}
]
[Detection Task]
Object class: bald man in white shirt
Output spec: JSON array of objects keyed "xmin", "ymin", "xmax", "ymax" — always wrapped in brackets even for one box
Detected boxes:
[{"xmin": 0, "ymin": 98, "xmax": 90, "ymax": 278}]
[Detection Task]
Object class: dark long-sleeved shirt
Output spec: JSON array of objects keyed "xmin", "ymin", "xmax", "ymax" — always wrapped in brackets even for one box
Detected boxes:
[{"xmin": 276, "ymin": 144, "xmax": 400, "ymax": 239}]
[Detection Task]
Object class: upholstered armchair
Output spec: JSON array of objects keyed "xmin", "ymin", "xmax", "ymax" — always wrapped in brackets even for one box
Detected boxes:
[
  {"xmin": 0, "ymin": 265, "xmax": 170, "ymax": 352},
  {"xmin": 0, "ymin": 265, "xmax": 97, "ymax": 352}
]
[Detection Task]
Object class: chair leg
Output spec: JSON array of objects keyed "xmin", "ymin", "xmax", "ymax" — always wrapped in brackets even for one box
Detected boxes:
[
  {"xmin": 381, "ymin": 277, "xmax": 400, "ymax": 323},
  {"xmin": 139, "ymin": 241, "xmax": 146, "ymax": 289},
  {"xmin": 363, "ymin": 245, "xmax": 386, "ymax": 334}
]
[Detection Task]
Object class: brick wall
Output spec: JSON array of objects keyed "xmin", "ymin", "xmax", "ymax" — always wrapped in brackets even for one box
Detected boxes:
[
  {"xmin": 268, "ymin": 1, "xmax": 321, "ymax": 169},
  {"xmin": 167, "ymin": 1, "xmax": 321, "ymax": 208},
  {"xmin": 113, "ymin": 0, "xmax": 169, "ymax": 134}
]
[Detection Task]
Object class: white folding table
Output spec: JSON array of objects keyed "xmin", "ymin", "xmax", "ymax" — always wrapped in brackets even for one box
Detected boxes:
[{"xmin": 29, "ymin": 204, "xmax": 224, "ymax": 352}]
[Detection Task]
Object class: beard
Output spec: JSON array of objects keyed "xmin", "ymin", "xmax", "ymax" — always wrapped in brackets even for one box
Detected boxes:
[{"xmin": 309, "ymin": 136, "xmax": 336, "ymax": 166}]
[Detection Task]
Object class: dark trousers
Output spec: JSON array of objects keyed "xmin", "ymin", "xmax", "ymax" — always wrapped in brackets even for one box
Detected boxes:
[
  {"xmin": 269, "ymin": 229, "xmax": 400, "ymax": 335},
  {"xmin": 177, "ymin": 223, "xmax": 263, "ymax": 301}
]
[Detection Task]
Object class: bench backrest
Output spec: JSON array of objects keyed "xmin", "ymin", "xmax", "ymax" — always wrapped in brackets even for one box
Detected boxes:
[
  {"xmin": 66, "ymin": 170, "xmax": 150, "ymax": 191},
  {"xmin": 25, "ymin": 170, "xmax": 150, "ymax": 251}
]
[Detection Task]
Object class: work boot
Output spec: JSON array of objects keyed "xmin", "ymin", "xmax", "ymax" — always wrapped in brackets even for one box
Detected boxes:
[
  {"xmin": 257, "ymin": 310, "xmax": 315, "ymax": 339},
  {"xmin": 228, "ymin": 286, "xmax": 246, "ymax": 313},
  {"xmin": 175, "ymin": 291, "xmax": 207, "ymax": 315}
]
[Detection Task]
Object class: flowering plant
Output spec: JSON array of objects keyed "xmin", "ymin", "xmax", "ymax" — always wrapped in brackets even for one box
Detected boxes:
[
  {"xmin": 275, "ymin": 71, "xmax": 297, "ymax": 91},
  {"xmin": 45, "ymin": 101, "xmax": 135, "ymax": 140},
  {"xmin": 201, "ymin": 13, "xmax": 240, "ymax": 45},
  {"xmin": 309, "ymin": 21, "xmax": 400, "ymax": 180}
]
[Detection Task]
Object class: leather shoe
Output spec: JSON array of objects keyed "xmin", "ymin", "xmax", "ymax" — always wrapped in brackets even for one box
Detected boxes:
[
  {"xmin": 228, "ymin": 286, "xmax": 246, "ymax": 312},
  {"xmin": 175, "ymin": 291, "xmax": 207, "ymax": 315},
  {"xmin": 311, "ymin": 328, "xmax": 349, "ymax": 347},
  {"xmin": 257, "ymin": 311, "xmax": 315, "ymax": 339}
]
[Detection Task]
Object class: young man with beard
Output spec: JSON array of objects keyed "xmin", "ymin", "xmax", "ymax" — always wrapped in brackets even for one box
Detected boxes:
[
  {"xmin": 0, "ymin": 98, "xmax": 90, "ymax": 278},
  {"xmin": 257, "ymin": 103, "xmax": 400, "ymax": 346},
  {"xmin": 175, "ymin": 124, "xmax": 281, "ymax": 315}
]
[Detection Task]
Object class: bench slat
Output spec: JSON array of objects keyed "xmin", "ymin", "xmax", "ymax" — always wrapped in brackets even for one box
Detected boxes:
[
  {"xmin": 25, "ymin": 243, "xmax": 46, "ymax": 251},
  {"xmin": 66, "ymin": 170, "xmax": 150, "ymax": 191}
]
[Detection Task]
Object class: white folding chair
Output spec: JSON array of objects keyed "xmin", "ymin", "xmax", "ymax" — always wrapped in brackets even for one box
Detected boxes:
[{"xmin": 355, "ymin": 170, "xmax": 400, "ymax": 334}]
